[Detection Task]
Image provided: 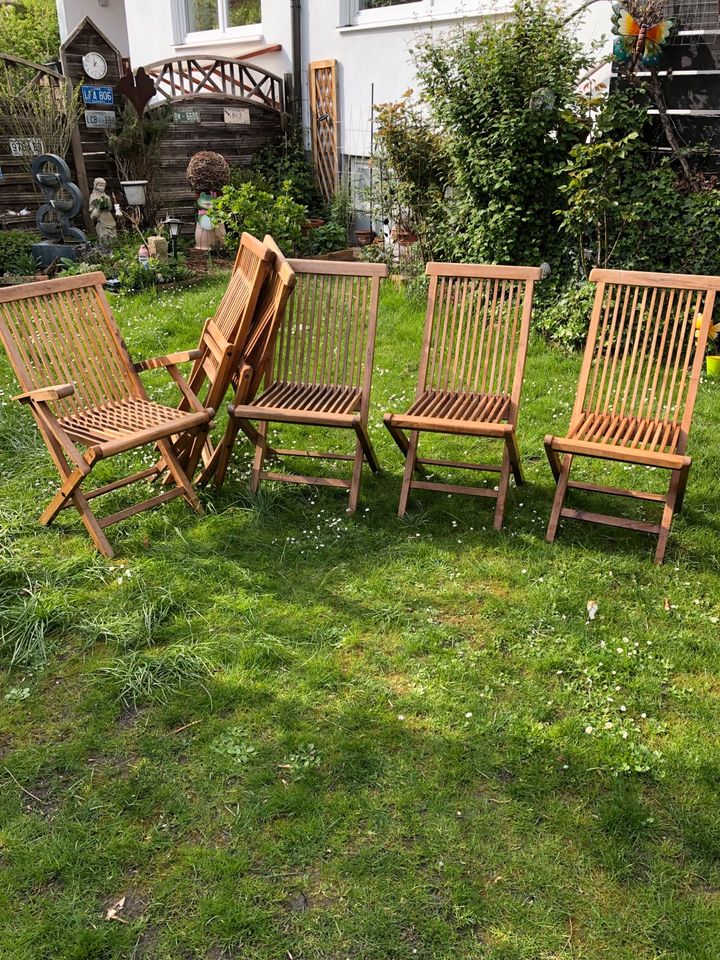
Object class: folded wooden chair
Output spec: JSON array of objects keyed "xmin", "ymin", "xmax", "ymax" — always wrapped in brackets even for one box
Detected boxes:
[
  {"xmin": 231, "ymin": 259, "xmax": 389, "ymax": 513},
  {"xmin": 545, "ymin": 268, "xmax": 720, "ymax": 564},
  {"xmin": 166, "ymin": 232, "xmax": 273, "ymax": 479},
  {"xmin": 0, "ymin": 273, "xmax": 213, "ymax": 558},
  {"xmin": 199, "ymin": 235, "xmax": 297, "ymax": 488},
  {"xmin": 384, "ymin": 263, "xmax": 542, "ymax": 528}
]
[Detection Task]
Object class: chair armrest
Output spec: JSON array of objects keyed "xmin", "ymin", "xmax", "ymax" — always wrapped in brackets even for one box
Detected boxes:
[
  {"xmin": 134, "ymin": 349, "xmax": 201, "ymax": 372},
  {"xmin": 13, "ymin": 383, "xmax": 75, "ymax": 404}
]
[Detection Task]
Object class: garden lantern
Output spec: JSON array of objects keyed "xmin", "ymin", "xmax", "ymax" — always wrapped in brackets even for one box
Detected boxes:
[{"xmin": 163, "ymin": 214, "xmax": 182, "ymax": 258}]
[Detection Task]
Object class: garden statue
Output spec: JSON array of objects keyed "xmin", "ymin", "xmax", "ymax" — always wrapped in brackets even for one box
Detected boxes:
[
  {"xmin": 186, "ymin": 150, "xmax": 230, "ymax": 251},
  {"xmin": 89, "ymin": 177, "xmax": 118, "ymax": 242}
]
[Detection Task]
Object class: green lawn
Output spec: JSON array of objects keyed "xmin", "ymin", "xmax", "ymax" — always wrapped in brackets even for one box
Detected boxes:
[{"xmin": 1, "ymin": 276, "xmax": 720, "ymax": 960}]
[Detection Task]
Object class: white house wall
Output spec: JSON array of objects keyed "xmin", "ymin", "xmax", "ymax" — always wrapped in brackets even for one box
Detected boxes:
[{"xmin": 56, "ymin": 0, "xmax": 130, "ymax": 56}]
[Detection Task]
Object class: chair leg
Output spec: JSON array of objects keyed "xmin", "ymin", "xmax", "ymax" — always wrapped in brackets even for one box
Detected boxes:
[
  {"xmin": 156, "ymin": 437, "xmax": 203, "ymax": 515},
  {"xmin": 544, "ymin": 435, "xmax": 562, "ymax": 482},
  {"xmin": 348, "ymin": 436, "xmax": 365, "ymax": 515},
  {"xmin": 655, "ymin": 466, "xmax": 684, "ymax": 565},
  {"xmin": 40, "ymin": 464, "xmax": 86, "ymax": 527},
  {"xmin": 385, "ymin": 419, "xmax": 410, "ymax": 457},
  {"xmin": 673, "ymin": 458, "xmax": 691, "ymax": 515},
  {"xmin": 493, "ymin": 445, "xmax": 512, "ymax": 531},
  {"xmin": 507, "ymin": 430, "xmax": 524, "ymax": 486},
  {"xmin": 546, "ymin": 453, "xmax": 573, "ymax": 543},
  {"xmin": 72, "ymin": 488, "xmax": 115, "ymax": 558},
  {"xmin": 398, "ymin": 431, "xmax": 420, "ymax": 518},
  {"xmin": 354, "ymin": 421, "xmax": 380, "ymax": 474},
  {"xmin": 200, "ymin": 417, "xmax": 240, "ymax": 489},
  {"xmin": 250, "ymin": 421, "xmax": 269, "ymax": 494}
]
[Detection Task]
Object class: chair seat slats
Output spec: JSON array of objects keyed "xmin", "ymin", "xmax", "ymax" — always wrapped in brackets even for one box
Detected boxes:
[
  {"xmin": 406, "ymin": 389, "xmax": 510, "ymax": 424},
  {"xmin": 254, "ymin": 380, "xmax": 361, "ymax": 416},
  {"xmin": 60, "ymin": 399, "xmax": 205, "ymax": 446}
]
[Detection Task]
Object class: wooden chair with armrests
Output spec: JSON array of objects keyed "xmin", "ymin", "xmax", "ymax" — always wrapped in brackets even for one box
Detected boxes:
[
  {"xmin": 0, "ymin": 273, "xmax": 213, "ymax": 558},
  {"xmin": 163, "ymin": 232, "xmax": 273, "ymax": 480}
]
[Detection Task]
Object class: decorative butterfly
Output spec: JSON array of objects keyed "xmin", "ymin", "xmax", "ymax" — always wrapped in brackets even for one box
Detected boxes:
[{"xmin": 611, "ymin": 3, "xmax": 678, "ymax": 71}]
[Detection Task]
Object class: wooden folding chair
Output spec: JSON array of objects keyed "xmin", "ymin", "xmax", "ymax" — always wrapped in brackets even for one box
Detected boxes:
[
  {"xmin": 0, "ymin": 273, "xmax": 213, "ymax": 558},
  {"xmin": 166, "ymin": 232, "xmax": 273, "ymax": 479},
  {"xmin": 545, "ymin": 268, "xmax": 720, "ymax": 564},
  {"xmin": 231, "ymin": 259, "xmax": 389, "ymax": 513},
  {"xmin": 384, "ymin": 263, "xmax": 541, "ymax": 528},
  {"xmin": 199, "ymin": 235, "xmax": 297, "ymax": 488}
]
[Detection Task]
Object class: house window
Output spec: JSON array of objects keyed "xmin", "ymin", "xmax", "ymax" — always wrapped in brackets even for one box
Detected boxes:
[
  {"xmin": 352, "ymin": 0, "xmax": 482, "ymax": 25},
  {"xmin": 358, "ymin": 0, "xmax": 419, "ymax": 8},
  {"xmin": 184, "ymin": 0, "xmax": 261, "ymax": 36}
]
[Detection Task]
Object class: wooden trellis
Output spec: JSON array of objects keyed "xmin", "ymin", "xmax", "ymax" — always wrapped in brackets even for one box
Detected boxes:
[
  {"xmin": 145, "ymin": 58, "xmax": 285, "ymax": 112},
  {"xmin": 309, "ymin": 60, "xmax": 339, "ymax": 202}
]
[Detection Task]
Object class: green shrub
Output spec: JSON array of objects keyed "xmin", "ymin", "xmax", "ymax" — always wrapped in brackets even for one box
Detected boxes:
[
  {"xmin": 414, "ymin": 0, "xmax": 591, "ymax": 266},
  {"xmin": 212, "ymin": 179, "xmax": 306, "ymax": 255},
  {"xmin": 535, "ymin": 279, "xmax": 596, "ymax": 349},
  {"xmin": 236, "ymin": 126, "xmax": 323, "ymax": 215},
  {"xmin": 0, "ymin": 230, "xmax": 40, "ymax": 276},
  {"xmin": 303, "ymin": 221, "xmax": 347, "ymax": 255}
]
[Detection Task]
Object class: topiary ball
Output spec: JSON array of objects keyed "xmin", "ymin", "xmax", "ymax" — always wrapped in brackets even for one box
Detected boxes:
[{"xmin": 186, "ymin": 151, "xmax": 231, "ymax": 193}]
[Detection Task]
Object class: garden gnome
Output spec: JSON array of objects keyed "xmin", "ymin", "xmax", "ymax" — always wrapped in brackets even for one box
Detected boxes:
[
  {"xmin": 186, "ymin": 151, "xmax": 230, "ymax": 251},
  {"xmin": 88, "ymin": 177, "xmax": 117, "ymax": 242}
]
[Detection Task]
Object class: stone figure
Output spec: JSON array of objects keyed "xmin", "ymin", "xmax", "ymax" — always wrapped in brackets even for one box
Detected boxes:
[{"xmin": 89, "ymin": 177, "xmax": 118, "ymax": 242}]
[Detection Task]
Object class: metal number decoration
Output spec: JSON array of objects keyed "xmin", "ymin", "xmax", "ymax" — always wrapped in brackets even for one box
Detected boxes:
[{"xmin": 31, "ymin": 154, "xmax": 87, "ymax": 244}]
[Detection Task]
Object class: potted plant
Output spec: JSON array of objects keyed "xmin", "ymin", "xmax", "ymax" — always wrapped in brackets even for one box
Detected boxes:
[{"xmin": 697, "ymin": 312, "xmax": 720, "ymax": 376}]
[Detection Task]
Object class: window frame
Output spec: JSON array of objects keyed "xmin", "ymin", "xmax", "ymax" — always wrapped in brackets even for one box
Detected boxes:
[
  {"xmin": 175, "ymin": 0, "xmax": 262, "ymax": 45},
  {"xmin": 351, "ymin": 0, "xmax": 484, "ymax": 27}
]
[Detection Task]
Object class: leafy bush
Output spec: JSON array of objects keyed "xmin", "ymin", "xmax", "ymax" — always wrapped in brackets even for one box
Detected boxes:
[
  {"xmin": 58, "ymin": 248, "xmax": 191, "ymax": 291},
  {"xmin": 0, "ymin": 0, "xmax": 58, "ymax": 63},
  {"xmin": 535, "ymin": 280, "xmax": 596, "ymax": 350},
  {"xmin": 0, "ymin": 230, "xmax": 40, "ymax": 276},
  {"xmin": 236, "ymin": 127, "xmax": 323, "ymax": 215},
  {"xmin": 372, "ymin": 92, "xmax": 449, "ymax": 260},
  {"xmin": 414, "ymin": 0, "xmax": 591, "ymax": 265},
  {"xmin": 303, "ymin": 221, "xmax": 347, "ymax": 255},
  {"xmin": 212, "ymin": 179, "xmax": 306, "ymax": 255}
]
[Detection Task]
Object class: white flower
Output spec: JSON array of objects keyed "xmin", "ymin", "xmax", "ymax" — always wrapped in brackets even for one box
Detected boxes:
[
  {"xmin": 585, "ymin": 725, "xmax": 593, "ymax": 734},
  {"xmin": 465, "ymin": 711, "xmax": 473, "ymax": 718}
]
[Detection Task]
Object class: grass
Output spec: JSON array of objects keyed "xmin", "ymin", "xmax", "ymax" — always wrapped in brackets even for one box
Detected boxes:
[{"xmin": 1, "ymin": 276, "xmax": 720, "ymax": 959}]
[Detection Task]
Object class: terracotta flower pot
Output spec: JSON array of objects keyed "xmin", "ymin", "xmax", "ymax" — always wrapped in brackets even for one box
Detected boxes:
[{"xmin": 355, "ymin": 229, "xmax": 374, "ymax": 247}]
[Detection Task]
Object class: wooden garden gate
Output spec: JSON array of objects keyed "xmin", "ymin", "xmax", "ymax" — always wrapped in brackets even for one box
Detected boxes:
[{"xmin": 309, "ymin": 60, "xmax": 339, "ymax": 202}]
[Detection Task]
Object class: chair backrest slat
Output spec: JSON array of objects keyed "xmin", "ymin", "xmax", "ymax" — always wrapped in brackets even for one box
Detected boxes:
[
  {"xmin": 0, "ymin": 273, "xmax": 140, "ymax": 418},
  {"xmin": 188, "ymin": 232, "xmax": 272, "ymax": 401},
  {"xmin": 418, "ymin": 264, "xmax": 541, "ymax": 421},
  {"xmin": 575, "ymin": 269, "xmax": 720, "ymax": 453},
  {"xmin": 272, "ymin": 260, "xmax": 387, "ymax": 398},
  {"xmin": 235, "ymin": 235, "xmax": 296, "ymax": 399}
]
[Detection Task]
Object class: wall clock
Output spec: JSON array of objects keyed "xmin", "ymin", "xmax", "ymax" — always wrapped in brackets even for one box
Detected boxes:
[{"xmin": 82, "ymin": 52, "xmax": 108, "ymax": 80}]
